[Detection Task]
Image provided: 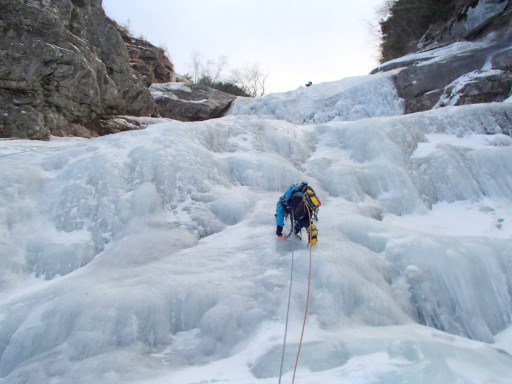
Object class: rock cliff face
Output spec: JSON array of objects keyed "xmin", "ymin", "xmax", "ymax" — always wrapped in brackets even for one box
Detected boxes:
[
  {"xmin": 374, "ymin": 0, "xmax": 512, "ymax": 114},
  {"xmin": 116, "ymin": 22, "xmax": 175, "ymax": 86},
  {"xmin": 150, "ymin": 83, "xmax": 236, "ymax": 122},
  {"xmin": 0, "ymin": 0, "xmax": 155, "ymax": 139},
  {"xmin": 2, "ymin": 0, "xmax": 509, "ymax": 139}
]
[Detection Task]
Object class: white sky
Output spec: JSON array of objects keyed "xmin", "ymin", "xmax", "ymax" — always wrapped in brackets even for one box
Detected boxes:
[{"xmin": 102, "ymin": 0, "xmax": 385, "ymax": 94}]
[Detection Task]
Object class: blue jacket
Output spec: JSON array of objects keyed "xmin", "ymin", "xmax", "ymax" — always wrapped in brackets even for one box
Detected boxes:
[{"xmin": 275, "ymin": 183, "xmax": 307, "ymax": 227}]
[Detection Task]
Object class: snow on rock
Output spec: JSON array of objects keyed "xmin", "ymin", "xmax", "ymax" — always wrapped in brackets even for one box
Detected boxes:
[
  {"xmin": 435, "ymin": 69, "xmax": 505, "ymax": 107},
  {"xmin": 450, "ymin": 0, "xmax": 509, "ymax": 39},
  {"xmin": 373, "ymin": 41, "xmax": 489, "ymax": 73}
]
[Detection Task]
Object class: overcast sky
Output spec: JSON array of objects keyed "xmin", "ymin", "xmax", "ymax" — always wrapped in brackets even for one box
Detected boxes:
[{"xmin": 102, "ymin": 0, "xmax": 385, "ymax": 94}]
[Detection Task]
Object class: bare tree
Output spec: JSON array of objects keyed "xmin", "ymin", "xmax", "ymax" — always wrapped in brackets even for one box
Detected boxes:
[
  {"xmin": 365, "ymin": 0, "xmax": 393, "ymax": 57},
  {"xmin": 188, "ymin": 52, "xmax": 229, "ymax": 85},
  {"xmin": 379, "ymin": 0, "xmax": 396, "ymax": 18},
  {"xmin": 231, "ymin": 63, "xmax": 268, "ymax": 97},
  {"xmin": 205, "ymin": 55, "xmax": 228, "ymax": 85},
  {"xmin": 187, "ymin": 52, "xmax": 267, "ymax": 97},
  {"xmin": 189, "ymin": 51, "xmax": 202, "ymax": 83}
]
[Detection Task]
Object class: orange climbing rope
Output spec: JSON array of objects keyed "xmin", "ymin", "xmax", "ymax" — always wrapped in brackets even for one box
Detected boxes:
[{"xmin": 291, "ymin": 205, "xmax": 314, "ymax": 384}]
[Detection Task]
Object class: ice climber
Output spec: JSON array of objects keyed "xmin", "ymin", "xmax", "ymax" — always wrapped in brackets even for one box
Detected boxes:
[{"xmin": 275, "ymin": 181, "xmax": 321, "ymax": 246}]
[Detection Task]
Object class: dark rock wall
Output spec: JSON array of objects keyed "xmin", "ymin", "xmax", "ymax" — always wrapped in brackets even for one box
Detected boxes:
[
  {"xmin": 2, "ymin": 0, "xmax": 510, "ymax": 139},
  {"xmin": 0, "ymin": 0, "xmax": 155, "ymax": 139},
  {"xmin": 375, "ymin": 0, "xmax": 512, "ymax": 114},
  {"xmin": 150, "ymin": 83, "xmax": 236, "ymax": 122},
  {"xmin": 116, "ymin": 22, "xmax": 175, "ymax": 86},
  {"xmin": 390, "ymin": 38, "xmax": 512, "ymax": 113},
  {"xmin": 419, "ymin": 0, "xmax": 511, "ymax": 48}
]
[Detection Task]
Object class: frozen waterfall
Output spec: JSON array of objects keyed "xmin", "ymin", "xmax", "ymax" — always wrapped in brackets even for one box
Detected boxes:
[{"xmin": 1, "ymin": 74, "xmax": 512, "ymax": 384}]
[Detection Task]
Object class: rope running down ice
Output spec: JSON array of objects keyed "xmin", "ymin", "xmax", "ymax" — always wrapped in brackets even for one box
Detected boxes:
[
  {"xmin": 291, "ymin": 205, "xmax": 313, "ymax": 384},
  {"xmin": 278, "ymin": 207, "xmax": 314, "ymax": 384},
  {"xmin": 278, "ymin": 213, "xmax": 295, "ymax": 384}
]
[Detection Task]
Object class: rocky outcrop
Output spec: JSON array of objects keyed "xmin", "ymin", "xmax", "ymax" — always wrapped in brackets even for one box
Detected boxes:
[
  {"xmin": 150, "ymin": 83, "xmax": 236, "ymax": 122},
  {"xmin": 386, "ymin": 39, "xmax": 512, "ymax": 113},
  {"xmin": 96, "ymin": 115, "xmax": 166, "ymax": 135},
  {"xmin": 116, "ymin": 22, "xmax": 175, "ymax": 86},
  {"xmin": 419, "ymin": 0, "xmax": 511, "ymax": 48},
  {"xmin": 0, "ymin": 0, "xmax": 155, "ymax": 140},
  {"xmin": 374, "ymin": 0, "xmax": 512, "ymax": 114}
]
